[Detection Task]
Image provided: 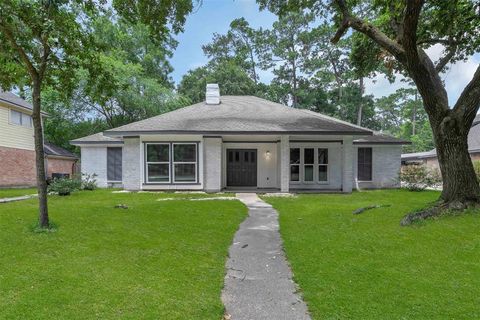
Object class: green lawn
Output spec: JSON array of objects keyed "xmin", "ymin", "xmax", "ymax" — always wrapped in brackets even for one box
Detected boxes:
[
  {"xmin": 0, "ymin": 187, "xmax": 37, "ymax": 198},
  {"xmin": 0, "ymin": 189, "xmax": 246, "ymax": 319},
  {"xmin": 263, "ymin": 190, "xmax": 480, "ymax": 319}
]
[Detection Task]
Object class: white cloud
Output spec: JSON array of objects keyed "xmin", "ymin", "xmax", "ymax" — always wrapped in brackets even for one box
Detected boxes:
[{"xmin": 365, "ymin": 49, "xmax": 479, "ymax": 105}]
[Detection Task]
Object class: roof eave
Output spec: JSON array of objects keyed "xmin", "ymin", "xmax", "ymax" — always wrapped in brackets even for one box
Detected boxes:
[
  {"xmin": 0, "ymin": 98, "xmax": 49, "ymax": 116},
  {"xmin": 103, "ymin": 130, "xmax": 373, "ymax": 137},
  {"xmin": 354, "ymin": 141, "xmax": 411, "ymax": 145},
  {"xmin": 45, "ymin": 154, "xmax": 79, "ymax": 160},
  {"xmin": 70, "ymin": 140, "xmax": 124, "ymax": 146}
]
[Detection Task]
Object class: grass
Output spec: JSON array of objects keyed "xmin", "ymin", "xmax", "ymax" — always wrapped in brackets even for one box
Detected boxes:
[
  {"xmin": 0, "ymin": 189, "xmax": 247, "ymax": 319},
  {"xmin": 263, "ymin": 189, "xmax": 480, "ymax": 319},
  {"xmin": 0, "ymin": 187, "xmax": 37, "ymax": 198}
]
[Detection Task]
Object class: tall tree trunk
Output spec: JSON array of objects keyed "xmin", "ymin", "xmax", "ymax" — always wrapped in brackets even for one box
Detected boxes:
[
  {"xmin": 31, "ymin": 79, "xmax": 49, "ymax": 228},
  {"xmin": 434, "ymin": 116, "xmax": 480, "ymax": 204},
  {"xmin": 357, "ymin": 76, "xmax": 364, "ymax": 126},
  {"xmin": 412, "ymin": 92, "xmax": 417, "ymax": 135},
  {"xmin": 291, "ymin": 58, "xmax": 298, "ymax": 108}
]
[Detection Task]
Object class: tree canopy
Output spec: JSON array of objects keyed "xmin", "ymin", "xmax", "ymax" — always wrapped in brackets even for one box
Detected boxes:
[
  {"xmin": 257, "ymin": 0, "xmax": 480, "ymax": 213},
  {"xmin": 0, "ymin": 0, "xmax": 197, "ymax": 228}
]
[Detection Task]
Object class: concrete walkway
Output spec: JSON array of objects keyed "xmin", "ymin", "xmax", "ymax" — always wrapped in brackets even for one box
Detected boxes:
[
  {"xmin": 0, "ymin": 194, "xmax": 37, "ymax": 203},
  {"xmin": 222, "ymin": 193, "xmax": 311, "ymax": 320}
]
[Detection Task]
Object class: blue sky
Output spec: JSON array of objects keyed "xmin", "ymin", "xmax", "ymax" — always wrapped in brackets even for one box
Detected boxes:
[
  {"xmin": 169, "ymin": 0, "xmax": 480, "ymax": 105},
  {"xmin": 170, "ymin": 0, "xmax": 276, "ymax": 84}
]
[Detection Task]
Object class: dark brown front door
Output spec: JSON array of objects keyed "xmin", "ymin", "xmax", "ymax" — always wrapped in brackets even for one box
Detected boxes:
[{"xmin": 227, "ymin": 149, "xmax": 257, "ymax": 187}]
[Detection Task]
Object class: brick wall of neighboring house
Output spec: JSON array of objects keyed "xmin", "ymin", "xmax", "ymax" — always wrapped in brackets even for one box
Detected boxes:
[
  {"xmin": 46, "ymin": 157, "xmax": 77, "ymax": 179},
  {"xmin": 0, "ymin": 145, "xmax": 36, "ymax": 187}
]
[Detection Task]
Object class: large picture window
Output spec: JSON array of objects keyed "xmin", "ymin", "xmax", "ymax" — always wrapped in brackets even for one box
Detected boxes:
[
  {"xmin": 173, "ymin": 143, "xmax": 197, "ymax": 182},
  {"xmin": 145, "ymin": 143, "xmax": 198, "ymax": 184},
  {"xmin": 146, "ymin": 144, "xmax": 170, "ymax": 183},
  {"xmin": 358, "ymin": 147, "xmax": 373, "ymax": 181},
  {"xmin": 290, "ymin": 147, "xmax": 330, "ymax": 183}
]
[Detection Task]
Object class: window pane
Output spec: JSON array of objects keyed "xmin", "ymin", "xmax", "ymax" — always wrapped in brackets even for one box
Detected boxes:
[
  {"xmin": 244, "ymin": 152, "xmax": 249, "ymax": 162},
  {"xmin": 290, "ymin": 165, "xmax": 299, "ymax": 181},
  {"xmin": 174, "ymin": 164, "xmax": 196, "ymax": 182},
  {"xmin": 304, "ymin": 148, "xmax": 314, "ymax": 164},
  {"xmin": 304, "ymin": 165, "xmax": 313, "ymax": 181},
  {"xmin": 148, "ymin": 164, "xmax": 169, "ymax": 182},
  {"xmin": 290, "ymin": 148, "xmax": 300, "ymax": 164},
  {"xmin": 147, "ymin": 144, "xmax": 169, "ymax": 162},
  {"xmin": 107, "ymin": 147, "xmax": 122, "ymax": 181},
  {"xmin": 358, "ymin": 148, "xmax": 372, "ymax": 181},
  {"xmin": 23, "ymin": 114, "xmax": 32, "ymax": 127},
  {"xmin": 174, "ymin": 144, "xmax": 196, "ymax": 162},
  {"xmin": 319, "ymin": 165, "xmax": 327, "ymax": 181},
  {"xmin": 10, "ymin": 110, "xmax": 21, "ymax": 125},
  {"xmin": 318, "ymin": 148, "xmax": 328, "ymax": 164}
]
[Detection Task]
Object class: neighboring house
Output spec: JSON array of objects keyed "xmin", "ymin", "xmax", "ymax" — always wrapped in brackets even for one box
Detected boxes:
[
  {"xmin": 71, "ymin": 84, "xmax": 409, "ymax": 192},
  {"xmin": 0, "ymin": 90, "xmax": 78, "ymax": 188},
  {"xmin": 402, "ymin": 114, "xmax": 480, "ymax": 168},
  {"xmin": 44, "ymin": 142, "xmax": 79, "ymax": 180}
]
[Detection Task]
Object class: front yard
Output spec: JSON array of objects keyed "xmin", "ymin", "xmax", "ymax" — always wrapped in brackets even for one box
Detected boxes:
[
  {"xmin": 2, "ymin": 188, "xmax": 479, "ymax": 319},
  {"xmin": 264, "ymin": 190, "xmax": 480, "ymax": 319},
  {"xmin": 0, "ymin": 190, "xmax": 246, "ymax": 319},
  {"xmin": 0, "ymin": 187, "xmax": 37, "ymax": 198}
]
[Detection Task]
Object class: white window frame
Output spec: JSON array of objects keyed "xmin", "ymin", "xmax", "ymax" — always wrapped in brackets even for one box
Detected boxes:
[
  {"xmin": 106, "ymin": 147, "xmax": 123, "ymax": 183},
  {"xmin": 9, "ymin": 109, "xmax": 32, "ymax": 128},
  {"xmin": 145, "ymin": 143, "xmax": 171, "ymax": 184},
  {"xmin": 318, "ymin": 148, "xmax": 329, "ymax": 183},
  {"xmin": 303, "ymin": 148, "xmax": 315, "ymax": 183},
  {"xmin": 172, "ymin": 143, "xmax": 198, "ymax": 183},
  {"xmin": 289, "ymin": 148, "xmax": 301, "ymax": 182},
  {"xmin": 357, "ymin": 147, "xmax": 373, "ymax": 182},
  {"xmin": 289, "ymin": 146, "xmax": 330, "ymax": 184}
]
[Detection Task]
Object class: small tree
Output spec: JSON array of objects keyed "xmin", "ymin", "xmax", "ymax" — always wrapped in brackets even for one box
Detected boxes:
[{"xmin": 0, "ymin": 0, "xmax": 195, "ymax": 228}]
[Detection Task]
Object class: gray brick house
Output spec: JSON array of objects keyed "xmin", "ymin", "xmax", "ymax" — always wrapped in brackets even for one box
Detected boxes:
[{"xmin": 71, "ymin": 84, "xmax": 408, "ymax": 192}]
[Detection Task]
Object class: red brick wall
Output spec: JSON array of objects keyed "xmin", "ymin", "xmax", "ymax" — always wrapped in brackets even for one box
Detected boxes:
[
  {"xmin": 46, "ymin": 157, "xmax": 77, "ymax": 178},
  {"xmin": 0, "ymin": 146, "xmax": 37, "ymax": 187}
]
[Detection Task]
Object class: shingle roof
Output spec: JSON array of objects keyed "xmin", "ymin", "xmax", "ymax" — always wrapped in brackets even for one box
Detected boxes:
[
  {"xmin": 104, "ymin": 96, "xmax": 373, "ymax": 135},
  {"xmin": 402, "ymin": 113, "xmax": 480, "ymax": 160},
  {"xmin": 0, "ymin": 89, "xmax": 48, "ymax": 115},
  {"xmin": 401, "ymin": 150, "xmax": 436, "ymax": 160},
  {"xmin": 354, "ymin": 132, "xmax": 410, "ymax": 145},
  {"xmin": 44, "ymin": 142, "xmax": 78, "ymax": 159},
  {"xmin": 70, "ymin": 132, "xmax": 124, "ymax": 145}
]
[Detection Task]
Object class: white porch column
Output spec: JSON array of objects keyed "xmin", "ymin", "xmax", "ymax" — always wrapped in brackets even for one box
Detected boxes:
[
  {"xmin": 123, "ymin": 136, "xmax": 142, "ymax": 191},
  {"xmin": 203, "ymin": 137, "xmax": 222, "ymax": 192},
  {"xmin": 342, "ymin": 136, "xmax": 354, "ymax": 193},
  {"xmin": 280, "ymin": 135, "xmax": 290, "ymax": 192}
]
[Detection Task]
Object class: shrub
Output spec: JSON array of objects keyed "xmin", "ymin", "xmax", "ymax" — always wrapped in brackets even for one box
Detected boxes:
[
  {"xmin": 401, "ymin": 165, "xmax": 441, "ymax": 191},
  {"xmin": 47, "ymin": 177, "xmax": 82, "ymax": 196},
  {"xmin": 81, "ymin": 173, "xmax": 98, "ymax": 191}
]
